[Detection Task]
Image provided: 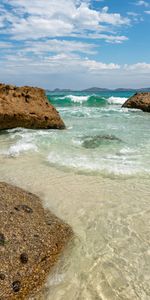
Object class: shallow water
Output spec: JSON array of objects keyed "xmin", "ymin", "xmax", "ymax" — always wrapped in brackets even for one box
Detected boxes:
[
  {"xmin": 1, "ymin": 155, "xmax": 150, "ymax": 299},
  {"xmin": 0, "ymin": 92, "xmax": 150, "ymax": 299}
]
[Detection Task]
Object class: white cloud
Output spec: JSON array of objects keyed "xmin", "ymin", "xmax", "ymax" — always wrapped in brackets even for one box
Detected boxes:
[
  {"xmin": 1, "ymin": 55, "xmax": 150, "ymax": 89},
  {"xmin": 136, "ymin": 1, "xmax": 149, "ymax": 7},
  {"xmin": 85, "ymin": 33, "xmax": 128, "ymax": 43},
  {"xmin": 145, "ymin": 10, "xmax": 150, "ymax": 14},
  {"xmin": 0, "ymin": 51, "xmax": 120, "ymax": 75},
  {"xmin": 99, "ymin": 6, "xmax": 130, "ymax": 25},
  {"xmin": 127, "ymin": 12, "xmax": 139, "ymax": 17},
  {"xmin": 1, "ymin": 0, "xmax": 130, "ymax": 40},
  {"xmin": 127, "ymin": 11, "xmax": 143, "ymax": 22},
  {"xmin": 124, "ymin": 63, "xmax": 150, "ymax": 73},
  {"xmin": 21, "ymin": 39, "xmax": 97, "ymax": 55}
]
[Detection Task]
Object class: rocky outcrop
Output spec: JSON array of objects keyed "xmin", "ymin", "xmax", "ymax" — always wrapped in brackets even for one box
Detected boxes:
[
  {"xmin": 0, "ymin": 83, "xmax": 65, "ymax": 129},
  {"xmin": 122, "ymin": 92, "xmax": 150, "ymax": 112},
  {"xmin": 0, "ymin": 182, "xmax": 73, "ymax": 299}
]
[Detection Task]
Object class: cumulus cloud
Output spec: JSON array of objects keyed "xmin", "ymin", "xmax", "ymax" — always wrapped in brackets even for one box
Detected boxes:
[{"xmin": 0, "ymin": 0, "xmax": 130, "ymax": 40}]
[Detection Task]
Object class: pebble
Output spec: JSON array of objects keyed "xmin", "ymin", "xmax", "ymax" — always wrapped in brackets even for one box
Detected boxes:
[
  {"xmin": 14, "ymin": 204, "xmax": 33, "ymax": 213},
  {"xmin": 0, "ymin": 273, "xmax": 5, "ymax": 280},
  {"xmin": 20, "ymin": 253, "xmax": 28, "ymax": 264},
  {"xmin": 12, "ymin": 281, "xmax": 21, "ymax": 293}
]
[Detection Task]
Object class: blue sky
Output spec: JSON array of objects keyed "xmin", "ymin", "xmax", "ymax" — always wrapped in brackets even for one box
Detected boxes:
[{"xmin": 0, "ymin": 0, "xmax": 150, "ymax": 89}]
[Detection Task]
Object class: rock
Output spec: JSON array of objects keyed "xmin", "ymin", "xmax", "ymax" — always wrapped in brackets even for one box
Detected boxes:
[
  {"xmin": 122, "ymin": 92, "xmax": 150, "ymax": 112},
  {"xmin": 12, "ymin": 281, "xmax": 21, "ymax": 293},
  {"xmin": 0, "ymin": 273, "xmax": 5, "ymax": 280},
  {"xmin": 0, "ymin": 182, "xmax": 73, "ymax": 299},
  {"xmin": 82, "ymin": 135, "xmax": 122, "ymax": 149},
  {"xmin": 20, "ymin": 253, "xmax": 28, "ymax": 264},
  {"xmin": 0, "ymin": 83, "xmax": 65, "ymax": 129}
]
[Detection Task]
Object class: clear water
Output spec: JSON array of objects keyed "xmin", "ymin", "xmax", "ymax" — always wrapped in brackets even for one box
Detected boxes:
[
  {"xmin": 1, "ymin": 91, "xmax": 150, "ymax": 178},
  {"xmin": 0, "ymin": 91, "xmax": 150, "ymax": 299}
]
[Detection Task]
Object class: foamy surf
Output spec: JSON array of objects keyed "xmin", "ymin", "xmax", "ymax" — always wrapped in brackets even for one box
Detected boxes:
[
  {"xmin": 48, "ymin": 94, "xmax": 129, "ymax": 107},
  {"xmin": 47, "ymin": 150, "xmax": 150, "ymax": 177},
  {"xmin": 66, "ymin": 95, "xmax": 89, "ymax": 103},
  {"xmin": 2, "ymin": 142, "xmax": 38, "ymax": 157},
  {"xmin": 107, "ymin": 96, "xmax": 128, "ymax": 105}
]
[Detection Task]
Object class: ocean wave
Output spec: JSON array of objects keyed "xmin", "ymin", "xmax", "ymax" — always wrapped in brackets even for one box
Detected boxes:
[
  {"xmin": 48, "ymin": 94, "xmax": 128, "ymax": 107},
  {"xmin": 48, "ymin": 94, "xmax": 107, "ymax": 107},
  {"xmin": 60, "ymin": 95, "xmax": 89, "ymax": 103},
  {"xmin": 107, "ymin": 96, "xmax": 128, "ymax": 105}
]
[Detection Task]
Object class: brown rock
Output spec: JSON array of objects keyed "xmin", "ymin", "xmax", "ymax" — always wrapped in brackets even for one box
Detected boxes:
[
  {"xmin": 0, "ymin": 182, "xmax": 73, "ymax": 299},
  {"xmin": 0, "ymin": 83, "xmax": 65, "ymax": 129},
  {"xmin": 122, "ymin": 92, "xmax": 150, "ymax": 112}
]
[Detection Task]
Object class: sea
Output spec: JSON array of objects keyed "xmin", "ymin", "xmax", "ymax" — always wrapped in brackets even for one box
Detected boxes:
[{"xmin": 0, "ymin": 91, "xmax": 150, "ymax": 299}]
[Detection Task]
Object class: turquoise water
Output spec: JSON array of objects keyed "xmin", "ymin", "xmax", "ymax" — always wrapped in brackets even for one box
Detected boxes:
[
  {"xmin": 1, "ymin": 91, "xmax": 150, "ymax": 178},
  {"xmin": 46, "ymin": 91, "xmax": 150, "ymax": 177}
]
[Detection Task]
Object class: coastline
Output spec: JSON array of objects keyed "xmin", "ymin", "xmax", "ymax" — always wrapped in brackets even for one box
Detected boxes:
[{"xmin": 1, "ymin": 154, "xmax": 150, "ymax": 299}]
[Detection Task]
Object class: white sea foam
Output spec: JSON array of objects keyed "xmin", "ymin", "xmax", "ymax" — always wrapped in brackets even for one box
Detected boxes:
[
  {"xmin": 47, "ymin": 151, "xmax": 147, "ymax": 176},
  {"xmin": 68, "ymin": 95, "xmax": 89, "ymax": 103},
  {"xmin": 107, "ymin": 96, "xmax": 128, "ymax": 105},
  {"xmin": 56, "ymin": 95, "xmax": 89, "ymax": 103},
  {"xmin": 7, "ymin": 142, "xmax": 38, "ymax": 156}
]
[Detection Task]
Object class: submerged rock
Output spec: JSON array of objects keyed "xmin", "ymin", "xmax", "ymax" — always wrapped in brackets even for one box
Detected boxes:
[
  {"xmin": 0, "ymin": 182, "xmax": 73, "ymax": 299},
  {"xmin": 82, "ymin": 134, "xmax": 121, "ymax": 149},
  {"xmin": 0, "ymin": 83, "xmax": 65, "ymax": 129},
  {"xmin": 122, "ymin": 92, "xmax": 150, "ymax": 112}
]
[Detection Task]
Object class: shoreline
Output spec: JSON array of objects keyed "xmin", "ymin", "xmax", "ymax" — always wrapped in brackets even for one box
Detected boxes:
[{"xmin": 1, "ymin": 154, "xmax": 150, "ymax": 299}]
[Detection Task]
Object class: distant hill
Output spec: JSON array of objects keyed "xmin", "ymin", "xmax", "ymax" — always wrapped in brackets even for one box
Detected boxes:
[
  {"xmin": 46, "ymin": 87, "xmax": 150, "ymax": 93},
  {"xmin": 46, "ymin": 88, "xmax": 73, "ymax": 93},
  {"xmin": 81, "ymin": 87, "xmax": 109, "ymax": 92},
  {"xmin": 114, "ymin": 88, "xmax": 136, "ymax": 92}
]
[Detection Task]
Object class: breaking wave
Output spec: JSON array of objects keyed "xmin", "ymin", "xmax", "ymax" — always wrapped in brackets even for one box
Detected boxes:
[{"xmin": 48, "ymin": 94, "xmax": 128, "ymax": 107}]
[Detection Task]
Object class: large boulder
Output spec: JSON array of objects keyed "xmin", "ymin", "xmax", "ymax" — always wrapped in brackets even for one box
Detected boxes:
[
  {"xmin": 122, "ymin": 92, "xmax": 150, "ymax": 112},
  {"xmin": 0, "ymin": 182, "xmax": 73, "ymax": 299},
  {"xmin": 0, "ymin": 83, "xmax": 65, "ymax": 129}
]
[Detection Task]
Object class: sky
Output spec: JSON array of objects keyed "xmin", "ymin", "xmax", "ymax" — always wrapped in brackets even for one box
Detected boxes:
[{"xmin": 0, "ymin": 0, "xmax": 150, "ymax": 89}]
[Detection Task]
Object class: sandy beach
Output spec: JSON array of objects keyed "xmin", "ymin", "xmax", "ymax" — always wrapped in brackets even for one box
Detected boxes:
[{"xmin": 1, "ymin": 153, "xmax": 150, "ymax": 299}]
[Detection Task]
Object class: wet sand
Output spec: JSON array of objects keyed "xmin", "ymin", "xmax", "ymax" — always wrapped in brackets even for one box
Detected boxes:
[{"xmin": 1, "ymin": 153, "xmax": 150, "ymax": 299}]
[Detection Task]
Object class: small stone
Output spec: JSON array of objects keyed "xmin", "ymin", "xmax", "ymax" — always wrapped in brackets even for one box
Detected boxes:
[
  {"xmin": 46, "ymin": 220, "xmax": 52, "ymax": 225},
  {"xmin": 12, "ymin": 281, "xmax": 21, "ymax": 293},
  {"xmin": 0, "ymin": 273, "xmax": 5, "ymax": 280},
  {"xmin": 0, "ymin": 233, "xmax": 5, "ymax": 246},
  {"xmin": 20, "ymin": 253, "xmax": 28, "ymax": 264},
  {"xmin": 14, "ymin": 204, "xmax": 33, "ymax": 213},
  {"xmin": 34, "ymin": 234, "xmax": 39, "ymax": 238}
]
